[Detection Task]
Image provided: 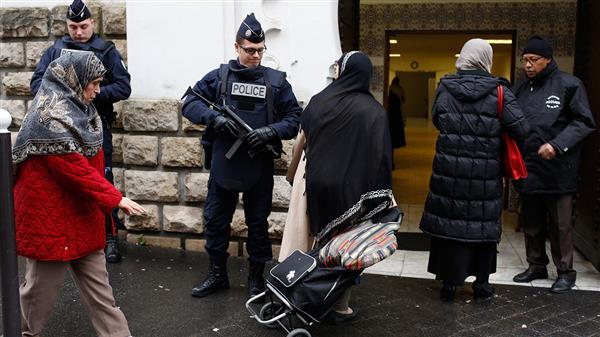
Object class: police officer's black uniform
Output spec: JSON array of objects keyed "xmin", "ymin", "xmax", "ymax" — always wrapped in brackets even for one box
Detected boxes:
[
  {"xmin": 30, "ymin": 0, "xmax": 131, "ymax": 263},
  {"xmin": 182, "ymin": 14, "xmax": 301, "ymax": 299}
]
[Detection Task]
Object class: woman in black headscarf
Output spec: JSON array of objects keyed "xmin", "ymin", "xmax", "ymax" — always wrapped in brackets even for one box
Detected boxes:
[{"xmin": 301, "ymin": 51, "xmax": 395, "ymax": 324}]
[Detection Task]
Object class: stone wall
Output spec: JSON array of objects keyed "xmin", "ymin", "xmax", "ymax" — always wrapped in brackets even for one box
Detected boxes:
[{"xmin": 0, "ymin": 4, "xmax": 293, "ymax": 254}]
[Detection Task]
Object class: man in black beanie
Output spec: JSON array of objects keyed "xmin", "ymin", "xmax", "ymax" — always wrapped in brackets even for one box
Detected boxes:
[
  {"xmin": 512, "ymin": 35, "xmax": 596, "ymax": 293},
  {"xmin": 182, "ymin": 13, "xmax": 301, "ymax": 300},
  {"xmin": 30, "ymin": 0, "xmax": 131, "ymax": 264}
]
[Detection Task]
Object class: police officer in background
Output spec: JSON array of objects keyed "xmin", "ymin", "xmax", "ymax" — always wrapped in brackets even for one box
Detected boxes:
[
  {"xmin": 30, "ymin": 0, "xmax": 131, "ymax": 263},
  {"xmin": 182, "ymin": 13, "xmax": 301, "ymax": 299}
]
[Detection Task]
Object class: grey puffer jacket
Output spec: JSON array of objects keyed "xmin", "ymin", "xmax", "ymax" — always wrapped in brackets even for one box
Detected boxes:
[{"xmin": 420, "ymin": 70, "xmax": 529, "ymax": 243}]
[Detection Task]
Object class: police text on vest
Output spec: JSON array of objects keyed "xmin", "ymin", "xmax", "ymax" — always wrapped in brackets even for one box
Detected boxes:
[{"xmin": 231, "ymin": 82, "xmax": 267, "ymax": 99}]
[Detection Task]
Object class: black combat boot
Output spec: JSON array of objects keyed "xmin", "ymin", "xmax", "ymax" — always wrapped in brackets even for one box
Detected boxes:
[
  {"xmin": 191, "ymin": 259, "xmax": 229, "ymax": 298},
  {"xmin": 248, "ymin": 261, "xmax": 266, "ymax": 302},
  {"xmin": 105, "ymin": 232, "xmax": 122, "ymax": 263},
  {"xmin": 440, "ymin": 281, "xmax": 456, "ymax": 302}
]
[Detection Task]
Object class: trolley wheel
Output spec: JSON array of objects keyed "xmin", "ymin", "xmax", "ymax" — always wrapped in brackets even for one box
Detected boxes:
[
  {"xmin": 287, "ymin": 328, "xmax": 311, "ymax": 337},
  {"xmin": 259, "ymin": 302, "xmax": 284, "ymax": 329}
]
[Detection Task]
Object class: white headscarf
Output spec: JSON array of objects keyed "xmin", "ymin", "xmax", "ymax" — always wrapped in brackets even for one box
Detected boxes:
[{"xmin": 455, "ymin": 38, "xmax": 493, "ymax": 73}]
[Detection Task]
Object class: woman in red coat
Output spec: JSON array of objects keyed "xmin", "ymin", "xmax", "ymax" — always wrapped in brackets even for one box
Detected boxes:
[{"xmin": 12, "ymin": 51, "xmax": 145, "ymax": 337}]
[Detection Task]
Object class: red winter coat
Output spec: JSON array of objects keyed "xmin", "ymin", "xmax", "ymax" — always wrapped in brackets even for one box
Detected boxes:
[{"xmin": 13, "ymin": 150, "xmax": 122, "ymax": 261}]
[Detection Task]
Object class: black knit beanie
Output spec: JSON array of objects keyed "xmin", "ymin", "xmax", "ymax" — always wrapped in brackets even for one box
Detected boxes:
[{"xmin": 522, "ymin": 35, "xmax": 553, "ymax": 59}]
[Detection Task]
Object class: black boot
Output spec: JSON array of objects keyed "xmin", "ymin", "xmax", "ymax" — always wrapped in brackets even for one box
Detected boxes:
[
  {"xmin": 472, "ymin": 281, "xmax": 495, "ymax": 299},
  {"xmin": 191, "ymin": 259, "xmax": 229, "ymax": 298},
  {"xmin": 248, "ymin": 261, "xmax": 266, "ymax": 302},
  {"xmin": 440, "ymin": 282, "xmax": 456, "ymax": 302},
  {"xmin": 105, "ymin": 233, "xmax": 121, "ymax": 264}
]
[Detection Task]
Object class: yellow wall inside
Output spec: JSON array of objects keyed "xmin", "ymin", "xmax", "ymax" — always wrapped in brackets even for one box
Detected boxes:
[{"xmin": 388, "ymin": 54, "xmax": 512, "ymax": 87}]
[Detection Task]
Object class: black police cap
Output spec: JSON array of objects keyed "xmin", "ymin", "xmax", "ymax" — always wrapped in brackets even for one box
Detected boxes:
[
  {"xmin": 237, "ymin": 13, "xmax": 264, "ymax": 43},
  {"xmin": 67, "ymin": 0, "xmax": 92, "ymax": 23}
]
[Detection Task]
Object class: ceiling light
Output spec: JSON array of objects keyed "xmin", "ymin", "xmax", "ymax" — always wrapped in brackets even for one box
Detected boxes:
[
  {"xmin": 389, "ymin": 54, "xmax": 401, "ymax": 57},
  {"xmin": 389, "ymin": 39, "xmax": 398, "ymax": 44},
  {"xmin": 485, "ymin": 39, "xmax": 512, "ymax": 44},
  {"xmin": 455, "ymin": 54, "xmax": 460, "ymax": 57}
]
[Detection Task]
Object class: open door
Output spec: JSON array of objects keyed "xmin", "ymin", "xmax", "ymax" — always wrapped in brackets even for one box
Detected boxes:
[{"xmin": 573, "ymin": 0, "xmax": 600, "ymax": 271}]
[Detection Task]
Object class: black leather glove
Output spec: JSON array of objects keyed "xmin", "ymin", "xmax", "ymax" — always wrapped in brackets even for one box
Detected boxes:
[
  {"xmin": 213, "ymin": 115, "xmax": 240, "ymax": 138},
  {"xmin": 244, "ymin": 126, "xmax": 278, "ymax": 152}
]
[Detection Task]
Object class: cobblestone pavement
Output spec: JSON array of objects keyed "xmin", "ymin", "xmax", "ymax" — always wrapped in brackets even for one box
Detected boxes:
[{"xmin": 2, "ymin": 243, "xmax": 600, "ymax": 337}]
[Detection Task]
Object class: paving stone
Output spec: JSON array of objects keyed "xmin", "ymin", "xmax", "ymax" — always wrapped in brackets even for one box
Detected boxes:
[
  {"xmin": 528, "ymin": 321, "xmax": 560, "ymax": 335},
  {"xmin": 565, "ymin": 320, "xmax": 600, "ymax": 337},
  {"xmin": 4, "ymin": 243, "xmax": 600, "ymax": 337}
]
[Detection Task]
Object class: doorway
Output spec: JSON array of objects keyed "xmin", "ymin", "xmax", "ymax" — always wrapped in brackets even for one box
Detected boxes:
[
  {"xmin": 395, "ymin": 71, "xmax": 435, "ymax": 119},
  {"xmin": 385, "ymin": 32, "xmax": 516, "ymax": 231}
]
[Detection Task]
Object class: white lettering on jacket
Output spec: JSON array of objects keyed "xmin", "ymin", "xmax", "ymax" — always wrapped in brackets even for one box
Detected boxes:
[
  {"xmin": 231, "ymin": 82, "xmax": 267, "ymax": 99},
  {"xmin": 546, "ymin": 95, "xmax": 561, "ymax": 109},
  {"xmin": 60, "ymin": 48, "xmax": 88, "ymax": 56}
]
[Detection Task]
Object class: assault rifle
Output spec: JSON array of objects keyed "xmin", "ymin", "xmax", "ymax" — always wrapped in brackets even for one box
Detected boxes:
[{"xmin": 182, "ymin": 86, "xmax": 281, "ymax": 159}]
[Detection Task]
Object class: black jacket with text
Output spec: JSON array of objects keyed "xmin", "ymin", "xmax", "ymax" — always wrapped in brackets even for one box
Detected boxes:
[{"xmin": 513, "ymin": 61, "xmax": 596, "ymax": 194}]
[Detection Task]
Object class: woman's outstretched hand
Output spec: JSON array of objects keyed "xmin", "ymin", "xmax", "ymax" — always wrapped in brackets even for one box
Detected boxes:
[{"xmin": 118, "ymin": 197, "xmax": 146, "ymax": 215}]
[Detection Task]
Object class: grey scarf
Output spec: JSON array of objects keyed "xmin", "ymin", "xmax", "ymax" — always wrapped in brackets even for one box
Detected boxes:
[
  {"xmin": 455, "ymin": 38, "xmax": 493, "ymax": 73},
  {"xmin": 13, "ymin": 51, "xmax": 106, "ymax": 163}
]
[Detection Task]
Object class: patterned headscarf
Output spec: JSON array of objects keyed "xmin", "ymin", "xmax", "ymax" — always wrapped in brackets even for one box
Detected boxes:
[
  {"xmin": 13, "ymin": 51, "xmax": 106, "ymax": 163},
  {"xmin": 455, "ymin": 38, "xmax": 493, "ymax": 73}
]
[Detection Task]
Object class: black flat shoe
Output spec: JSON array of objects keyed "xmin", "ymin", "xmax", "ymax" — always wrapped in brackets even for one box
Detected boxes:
[
  {"xmin": 550, "ymin": 277, "xmax": 575, "ymax": 294},
  {"xmin": 513, "ymin": 267, "xmax": 548, "ymax": 283},
  {"xmin": 324, "ymin": 309, "xmax": 358, "ymax": 325},
  {"xmin": 473, "ymin": 282, "xmax": 495, "ymax": 299},
  {"xmin": 440, "ymin": 284, "xmax": 456, "ymax": 302}
]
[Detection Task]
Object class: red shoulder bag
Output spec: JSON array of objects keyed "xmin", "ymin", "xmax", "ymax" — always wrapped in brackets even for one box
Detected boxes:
[{"xmin": 497, "ymin": 85, "xmax": 527, "ymax": 180}]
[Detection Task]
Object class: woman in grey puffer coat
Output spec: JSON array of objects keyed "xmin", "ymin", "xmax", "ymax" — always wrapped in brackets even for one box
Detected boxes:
[{"xmin": 420, "ymin": 39, "xmax": 530, "ymax": 301}]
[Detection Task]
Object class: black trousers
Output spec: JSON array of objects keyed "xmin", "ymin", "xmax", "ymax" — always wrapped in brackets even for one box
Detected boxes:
[
  {"xmin": 102, "ymin": 120, "xmax": 122, "ymax": 239},
  {"xmin": 521, "ymin": 194, "xmax": 576, "ymax": 280},
  {"xmin": 203, "ymin": 173, "xmax": 274, "ymax": 264}
]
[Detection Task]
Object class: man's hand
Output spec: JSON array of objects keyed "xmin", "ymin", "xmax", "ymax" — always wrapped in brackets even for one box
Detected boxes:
[
  {"xmin": 538, "ymin": 143, "xmax": 556, "ymax": 160},
  {"xmin": 213, "ymin": 115, "xmax": 240, "ymax": 138},
  {"xmin": 244, "ymin": 126, "xmax": 278, "ymax": 152}
]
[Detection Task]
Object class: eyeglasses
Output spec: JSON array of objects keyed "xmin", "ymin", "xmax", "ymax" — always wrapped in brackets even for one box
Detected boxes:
[
  {"xmin": 520, "ymin": 56, "xmax": 543, "ymax": 65},
  {"xmin": 239, "ymin": 45, "xmax": 267, "ymax": 56}
]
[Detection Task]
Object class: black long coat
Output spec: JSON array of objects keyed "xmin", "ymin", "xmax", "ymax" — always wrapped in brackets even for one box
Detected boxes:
[
  {"xmin": 420, "ymin": 71, "xmax": 529, "ymax": 243},
  {"xmin": 512, "ymin": 61, "xmax": 596, "ymax": 194},
  {"xmin": 388, "ymin": 90, "xmax": 406, "ymax": 148}
]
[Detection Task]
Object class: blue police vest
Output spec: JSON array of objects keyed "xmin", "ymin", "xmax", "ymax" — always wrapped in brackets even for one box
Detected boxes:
[{"xmin": 210, "ymin": 61, "xmax": 284, "ymax": 191}]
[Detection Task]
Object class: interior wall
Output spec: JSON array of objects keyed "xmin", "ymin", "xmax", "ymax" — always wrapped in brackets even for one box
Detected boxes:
[
  {"xmin": 395, "ymin": 72, "xmax": 433, "ymax": 118},
  {"xmin": 388, "ymin": 53, "xmax": 512, "ymax": 84}
]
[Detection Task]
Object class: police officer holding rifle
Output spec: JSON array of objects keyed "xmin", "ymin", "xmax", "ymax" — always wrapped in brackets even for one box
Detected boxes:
[{"xmin": 182, "ymin": 13, "xmax": 301, "ymax": 300}]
